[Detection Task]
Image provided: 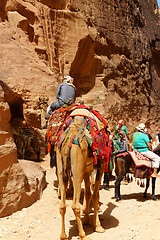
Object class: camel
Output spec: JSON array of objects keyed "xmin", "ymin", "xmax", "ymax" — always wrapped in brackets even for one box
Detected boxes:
[{"xmin": 56, "ymin": 116, "xmax": 107, "ymax": 240}]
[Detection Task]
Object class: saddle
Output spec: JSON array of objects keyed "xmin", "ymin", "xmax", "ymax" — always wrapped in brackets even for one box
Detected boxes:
[
  {"xmin": 129, "ymin": 151, "xmax": 152, "ymax": 179},
  {"xmin": 46, "ymin": 103, "xmax": 111, "ymax": 169}
]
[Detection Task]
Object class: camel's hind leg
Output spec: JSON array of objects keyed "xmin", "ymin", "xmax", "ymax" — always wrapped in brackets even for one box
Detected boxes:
[
  {"xmin": 82, "ymin": 171, "xmax": 94, "ymax": 215},
  {"xmin": 83, "ymin": 173, "xmax": 92, "ymax": 225},
  {"xmin": 56, "ymin": 147, "xmax": 67, "ymax": 240},
  {"xmin": 92, "ymin": 162, "xmax": 106, "ymax": 233},
  {"xmin": 71, "ymin": 144, "xmax": 90, "ymax": 240}
]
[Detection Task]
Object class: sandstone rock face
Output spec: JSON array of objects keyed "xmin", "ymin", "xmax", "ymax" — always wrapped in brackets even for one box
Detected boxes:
[
  {"xmin": 0, "ymin": 86, "xmax": 47, "ymax": 218},
  {"xmin": 0, "ymin": 0, "xmax": 7, "ymax": 21},
  {"xmin": 0, "ymin": 85, "xmax": 17, "ymax": 172},
  {"xmin": 0, "ymin": 0, "xmax": 159, "ymax": 135},
  {"xmin": 0, "ymin": 22, "xmax": 58, "ymax": 125}
]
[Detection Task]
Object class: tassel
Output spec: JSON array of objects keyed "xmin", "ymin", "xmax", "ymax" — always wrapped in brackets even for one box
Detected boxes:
[
  {"xmin": 140, "ymin": 181, "xmax": 143, "ymax": 188},
  {"xmin": 137, "ymin": 179, "xmax": 139, "ymax": 185},
  {"xmin": 131, "ymin": 176, "xmax": 133, "ymax": 182}
]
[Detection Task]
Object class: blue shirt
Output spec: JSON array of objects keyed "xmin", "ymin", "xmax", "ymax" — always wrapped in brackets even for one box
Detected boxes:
[
  {"xmin": 133, "ymin": 132, "xmax": 150, "ymax": 152},
  {"xmin": 56, "ymin": 83, "xmax": 76, "ymax": 103}
]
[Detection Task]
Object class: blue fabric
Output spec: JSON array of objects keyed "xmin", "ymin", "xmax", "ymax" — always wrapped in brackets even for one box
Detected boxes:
[
  {"xmin": 133, "ymin": 132, "xmax": 150, "ymax": 152},
  {"xmin": 50, "ymin": 99, "xmax": 64, "ymax": 112},
  {"xmin": 117, "ymin": 140, "xmax": 129, "ymax": 153},
  {"xmin": 56, "ymin": 83, "xmax": 76, "ymax": 103}
]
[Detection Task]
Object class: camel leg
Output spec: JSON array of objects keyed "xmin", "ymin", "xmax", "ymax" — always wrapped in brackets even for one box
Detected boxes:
[
  {"xmin": 92, "ymin": 163, "xmax": 105, "ymax": 233},
  {"xmin": 56, "ymin": 148, "xmax": 67, "ymax": 240},
  {"xmin": 83, "ymin": 173, "xmax": 92, "ymax": 225},
  {"xmin": 81, "ymin": 193, "xmax": 86, "ymax": 215},
  {"xmin": 71, "ymin": 145, "xmax": 90, "ymax": 240}
]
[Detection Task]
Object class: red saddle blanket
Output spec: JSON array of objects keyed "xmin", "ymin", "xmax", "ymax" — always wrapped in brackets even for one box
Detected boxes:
[{"xmin": 129, "ymin": 150, "xmax": 152, "ymax": 168}]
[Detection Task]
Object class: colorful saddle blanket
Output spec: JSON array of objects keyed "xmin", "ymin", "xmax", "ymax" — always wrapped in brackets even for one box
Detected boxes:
[
  {"xmin": 45, "ymin": 103, "xmax": 77, "ymax": 153},
  {"xmin": 57, "ymin": 113, "xmax": 110, "ymax": 165},
  {"xmin": 46, "ymin": 103, "xmax": 111, "ymax": 167}
]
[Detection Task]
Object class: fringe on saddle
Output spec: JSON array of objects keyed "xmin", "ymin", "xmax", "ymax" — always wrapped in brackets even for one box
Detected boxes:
[{"xmin": 116, "ymin": 151, "xmax": 152, "ymax": 187}]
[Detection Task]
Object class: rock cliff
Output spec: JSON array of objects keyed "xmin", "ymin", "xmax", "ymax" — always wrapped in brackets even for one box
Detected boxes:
[{"xmin": 0, "ymin": 0, "xmax": 159, "ymax": 134}]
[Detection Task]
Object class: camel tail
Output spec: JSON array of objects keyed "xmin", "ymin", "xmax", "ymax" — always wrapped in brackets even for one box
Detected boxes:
[{"xmin": 62, "ymin": 146, "xmax": 70, "ymax": 187}]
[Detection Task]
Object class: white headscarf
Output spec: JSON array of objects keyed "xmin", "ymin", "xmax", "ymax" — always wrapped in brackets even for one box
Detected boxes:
[{"xmin": 63, "ymin": 76, "xmax": 75, "ymax": 88}]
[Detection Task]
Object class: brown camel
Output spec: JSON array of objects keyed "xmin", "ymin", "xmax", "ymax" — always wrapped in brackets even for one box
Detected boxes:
[{"xmin": 56, "ymin": 134, "xmax": 106, "ymax": 240}]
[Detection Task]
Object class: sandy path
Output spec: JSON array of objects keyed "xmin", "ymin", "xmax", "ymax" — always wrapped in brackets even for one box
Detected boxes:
[{"xmin": 0, "ymin": 155, "xmax": 160, "ymax": 240}]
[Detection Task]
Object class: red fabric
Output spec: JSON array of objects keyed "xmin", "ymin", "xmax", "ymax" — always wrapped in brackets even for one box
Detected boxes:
[
  {"xmin": 104, "ymin": 140, "xmax": 112, "ymax": 172},
  {"xmin": 90, "ymin": 109, "xmax": 108, "ymax": 129},
  {"xmin": 88, "ymin": 117, "xmax": 110, "ymax": 166},
  {"xmin": 116, "ymin": 152, "xmax": 129, "ymax": 158}
]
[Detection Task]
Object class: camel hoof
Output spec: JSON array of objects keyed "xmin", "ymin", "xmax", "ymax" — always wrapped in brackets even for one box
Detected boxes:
[
  {"xmin": 95, "ymin": 225, "xmax": 105, "ymax": 233},
  {"xmin": 60, "ymin": 233, "xmax": 68, "ymax": 240}
]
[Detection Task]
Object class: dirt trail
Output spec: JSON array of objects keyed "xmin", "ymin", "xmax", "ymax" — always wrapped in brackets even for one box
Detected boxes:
[{"xmin": 0, "ymin": 155, "xmax": 160, "ymax": 240}]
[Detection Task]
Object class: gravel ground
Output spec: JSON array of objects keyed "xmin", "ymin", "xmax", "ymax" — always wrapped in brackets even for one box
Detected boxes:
[{"xmin": 1, "ymin": 154, "xmax": 160, "ymax": 240}]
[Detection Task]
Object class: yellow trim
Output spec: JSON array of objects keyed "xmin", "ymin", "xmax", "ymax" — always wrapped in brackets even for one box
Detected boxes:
[{"xmin": 131, "ymin": 132, "xmax": 141, "ymax": 148}]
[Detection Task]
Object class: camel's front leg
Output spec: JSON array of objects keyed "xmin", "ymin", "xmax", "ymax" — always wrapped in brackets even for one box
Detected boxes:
[
  {"xmin": 92, "ymin": 163, "xmax": 106, "ymax": 233},
  {"xmin": 56, "ymin": 148, "xmax": 67, "ymax": 240}
]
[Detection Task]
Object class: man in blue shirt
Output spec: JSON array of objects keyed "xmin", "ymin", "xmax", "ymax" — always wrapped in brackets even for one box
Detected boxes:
[
  {"xmin": 42, "ymin": 76, "xmax": 76, "ymax": 129},
  {"xmin": 133, "ymin": 123, "xmax": 160, "ymax": 178},
  {"xmin": 47, "ymin": 76, "xmax": 76, "ymax": 115}
]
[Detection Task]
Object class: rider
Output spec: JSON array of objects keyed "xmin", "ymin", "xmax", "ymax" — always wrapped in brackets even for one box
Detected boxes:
[
  {"xmin": 115, "ymin": 119, "xmax": 129, "ymax": 140},
  {"xmin": 132, "ymin": 123, "xmax": 160, "ymax": 178},
  {"xmin": 42, "ymin": 76, "xmax": 76, "ymax": 129},
  {"xmin": 115, "ymin": 131, "xmax": 130, "ymax": 154},
  {"xmin": 144, "ymin": 128, "xmax": 153, "ymax": 144}
]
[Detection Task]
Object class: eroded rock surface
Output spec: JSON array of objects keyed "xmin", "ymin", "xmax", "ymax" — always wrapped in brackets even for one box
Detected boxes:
[
  {"xmin": 0, "ymin": 86, "xmax": 47, "ymax": 218},
  {"xmin": 0, "ymin": 0, "xmax": 159, "ymax": 134}
]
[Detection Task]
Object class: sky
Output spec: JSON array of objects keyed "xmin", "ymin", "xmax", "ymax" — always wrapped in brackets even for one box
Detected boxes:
[{"xmin": 157, "ymin": 0, "xmax": 160, "ymax": 9}]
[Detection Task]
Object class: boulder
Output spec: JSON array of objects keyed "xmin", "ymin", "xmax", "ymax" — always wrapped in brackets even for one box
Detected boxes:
[{"xmin": 0, "ymin": 160, "xmax": 47, "ymax": 218}]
